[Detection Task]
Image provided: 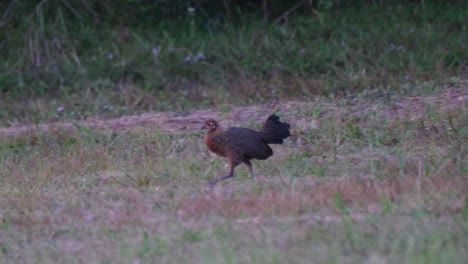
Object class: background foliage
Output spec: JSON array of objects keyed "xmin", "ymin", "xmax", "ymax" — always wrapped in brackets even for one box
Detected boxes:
[{"xmin": 0, "ymin": 0, "xmax": 466, "ymax": 123}]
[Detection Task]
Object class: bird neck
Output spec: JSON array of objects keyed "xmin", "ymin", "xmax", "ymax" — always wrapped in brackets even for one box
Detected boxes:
[
  {"xmin": 205, "ymin": 125, "xmax": 224, "ymax": 147},
  {"xmin": 209, "ymin": 125, "xmax": 224, "ymax": 135}
]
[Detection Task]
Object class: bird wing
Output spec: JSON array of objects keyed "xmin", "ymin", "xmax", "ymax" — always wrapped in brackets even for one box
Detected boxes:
[{"xmin": 225, "ymin": 127, "xmax": 273, "ymax": 160}]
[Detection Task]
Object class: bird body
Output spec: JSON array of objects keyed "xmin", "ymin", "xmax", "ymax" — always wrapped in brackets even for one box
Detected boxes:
[{"xmin": 202, "ymin": 114, "xmax": 291, "ymax": 186}]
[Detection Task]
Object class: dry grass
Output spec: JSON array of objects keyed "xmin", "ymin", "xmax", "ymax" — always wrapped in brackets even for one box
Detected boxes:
[
  {"xmin": 0, "ymin": 85, "xmax": 467, "ymax": 263},
  {"xmin": 178, "ymin": 176, "xmax": 467, "ymax": 219}
]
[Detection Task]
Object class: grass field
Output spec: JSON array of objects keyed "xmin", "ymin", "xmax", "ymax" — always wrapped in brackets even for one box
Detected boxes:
[
  {"xmin": 0, "ymin": 83, "xmax": 466, "ymax": 263},
  {"xmin": 1, "ymin": 1, "xmax": 467, "ymax": 263}
]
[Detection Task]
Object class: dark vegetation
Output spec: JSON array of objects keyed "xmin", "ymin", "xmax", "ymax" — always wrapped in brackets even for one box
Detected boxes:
[{"xmin": 0, "ymin": 0, "xmax": 466, "ymax": 125}]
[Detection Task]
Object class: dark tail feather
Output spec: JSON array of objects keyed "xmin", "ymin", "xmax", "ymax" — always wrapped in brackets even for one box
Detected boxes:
[{"xmin": 259, "ymin": 114, "xmax": 291, "ymax": 144}]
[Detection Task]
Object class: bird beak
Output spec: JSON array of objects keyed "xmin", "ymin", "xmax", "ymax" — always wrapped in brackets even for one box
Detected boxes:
[{"xmin": 201, "ymin": 124, "xmax": 208, "ymax": 130}]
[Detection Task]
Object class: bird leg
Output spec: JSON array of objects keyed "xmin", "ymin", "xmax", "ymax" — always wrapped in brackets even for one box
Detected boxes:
[
  {"xmin": 208, "ymin": 173, "xmax": 234, "ymax": 187},
  {"xmin": 243, "ymin": 160, "xmax": 255, "ymax": 182},
  {"xmin": 208, "ymin": 162, "xmax": 236, "ymax": 187},
  {"xmin": 208, "ymin": 160, "xmax": 255, "ymax": 186}
]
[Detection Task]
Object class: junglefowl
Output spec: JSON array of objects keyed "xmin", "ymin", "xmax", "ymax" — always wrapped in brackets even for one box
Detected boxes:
[{"xmin": 202, "ymin": 114, "xmax": 291, "ymax": 186}]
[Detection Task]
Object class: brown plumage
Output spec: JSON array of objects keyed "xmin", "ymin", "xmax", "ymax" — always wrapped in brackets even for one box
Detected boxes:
[{"xmin": 202, "ymin": 114, "xmax": 291, "ymax": 186}]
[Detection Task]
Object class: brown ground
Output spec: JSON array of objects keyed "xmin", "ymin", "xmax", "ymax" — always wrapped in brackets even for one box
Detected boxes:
[{"xmin": 0, "ymin": 85, "xmax": 466, "ymax": 136}]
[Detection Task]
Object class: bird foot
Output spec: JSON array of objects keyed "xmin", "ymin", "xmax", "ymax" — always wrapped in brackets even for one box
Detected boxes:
[
  {"xmin": 208, "ymin": 179, "xmax": 220, "ymax": 187},
  {"xmin": 207, "ymin": 174, "xmax": 233, "ymax": 187}
]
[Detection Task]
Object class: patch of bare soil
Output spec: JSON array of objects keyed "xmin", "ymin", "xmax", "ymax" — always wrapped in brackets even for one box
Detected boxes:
[{"xmin": 0, "ymin": 85, "xmax": 465, "ymax": 136}]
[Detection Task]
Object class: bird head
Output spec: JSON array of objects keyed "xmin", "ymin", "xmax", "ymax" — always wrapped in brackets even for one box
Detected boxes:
[{"xmin": 201, "ymin": 119, "xmax": 219, "ymax": 132}]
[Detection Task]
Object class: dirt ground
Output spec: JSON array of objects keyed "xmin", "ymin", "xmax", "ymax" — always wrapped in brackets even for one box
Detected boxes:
[{"xmin": 0, "ymin": 84, "xmax": 466, "ymax": 136}]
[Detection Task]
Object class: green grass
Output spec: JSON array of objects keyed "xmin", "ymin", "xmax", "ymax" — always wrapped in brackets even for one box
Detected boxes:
[
  {"xmin": 0, "ymin": 1, "xmax": 466, "ymax": 262},
  {"xmin": 0, "ymin": 86, "xmax": 466, "ymax": 263},
  {"xmin": 0, "ymin": 1, "xmax": 467, "ymax": 126}
]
